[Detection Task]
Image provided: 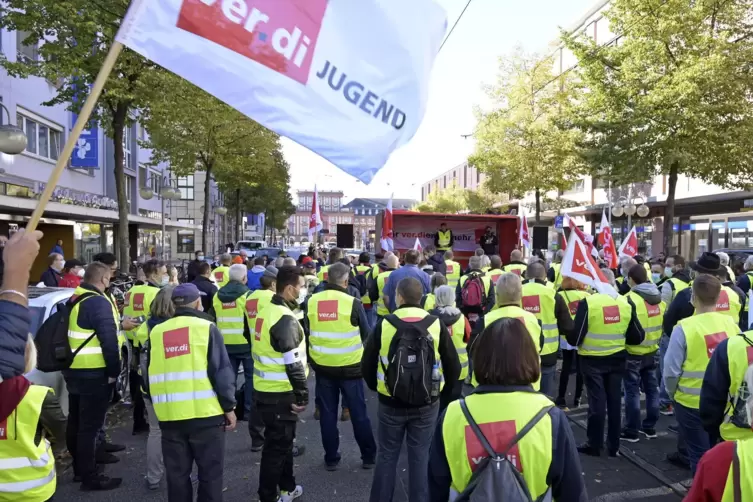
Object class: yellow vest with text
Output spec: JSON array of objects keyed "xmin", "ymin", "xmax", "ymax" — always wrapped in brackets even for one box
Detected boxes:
[
  {"xmin": 212, "ymin": 289, "xmax": 249, "ymax": 347},
  {"xmin": 675, "ymin": 312, "xmax": 740, "ymax": 409},
  {"xmin": 721, "ymin": 333, "xmax": 753, "ymax": 441},
  {"xmin": 306, "ymin": 290, "xmax": 362, "ymax": 367},
  {"xmin": 212, "ymin": 266, "xmax": 230, "ymax": 288},
  {"xmin": 354, "ymin": 265, "xmax": 373, "ymax": 308},
  {"xmin": 244, "ymin": 289, "xmax": 274, "ymax": 339},
  {"xmin": 521, "ymin": 282, "xmax": 559, "ymax": 356},
  {"xmin": 445, "ymin": 260, "xmax": 461, "ymax": 288},
  {"xmin": 446, "ymin": 315, "xmax": 468, "ymax": 380},
  {"xmin": 68, "ymin": 287, "xmax": 118, "ymax": 369},
  {"xmin": 488, "ymin": 268, "xmax": 504, "ymax": 287},
  {"xmin": 504, "ymin": 263, "xmax": 526, "ymax": 277},
  {"xmin": 579, "ymin": 294, "xmax": 631, "ymax": 357},
  {"xmin": 442, "ymin": 392, "xmax": 553, "ymax": 500},
  {"xmin": 482, "ymin": 306, "xmax": 541, "ymax": 391},
  {"xmin": 317, "ymin": 265, "xmax": 330, "ymax": 283},
  {"xmin": 148, "ymin": 316, "xmax": 224, "ymax": 422},
  {"xmin": 437, "ymin": 230, "xmax": 452, "ymax": 250},
  {"xmin": 376, "ymin": 270, "xmax": 394, "ymax": 316},
  {"xmin": 422, "ymin": 293, "xmax": 436, "ymax": 311},
  {"xmin": 253, "ymin": 302, "xmax": 309, "ymax": 393},
  {"xmin": 713, "ymin": 285, "xmax": 742, "ymax": 323},
  {"xmin": 721, "ymin": 439, "xmax": 753, "ymax": 502},
  {"xmin": 123, "ymin": 284, "xmax": 159, "ymax": 347},
  {"xmin": 626, "ymin": 291, "xmax": 665, "ymax": 356},
  {"xmin": 551, "ymin": 263, "xmax": 563, "ymax": 288},
  {"xmin": 556, "ymin": 289, "xmax": 591, "ymax": 320},
  {"xmin": 0, "ymin": 385, "xmax": 56, "ymax": 501},
  {"xmin": 377, "ymin": 307, "xmax": 442, "ymax": 397}
]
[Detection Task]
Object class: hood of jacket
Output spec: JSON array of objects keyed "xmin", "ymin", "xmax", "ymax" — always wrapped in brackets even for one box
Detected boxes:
[
  {"xmin": 631, "ymin": 282, "xmax": 662, "ymax": 305},
  {"xmin": 427, "ymin": 254, "xmax": 444, "ymax": 267},
  {"xmin": 217, "ymin": 281, "xmax": 249, "ymax": 302},
  {"xmin": 671, "ymin": 270, "xmax": 692, "ymax": 284},
  {"xmin": 250, "ymin": 265, "xmax": 266, "ymax": 273},
  {"xmin": 430, "ymin": 306, "xmax": 462, "ymax": 327}
]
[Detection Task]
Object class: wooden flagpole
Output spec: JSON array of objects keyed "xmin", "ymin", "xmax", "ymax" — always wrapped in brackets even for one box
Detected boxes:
[{"xmin": 26, "ymin": 41, "xmax": 124, "ymax": 232}]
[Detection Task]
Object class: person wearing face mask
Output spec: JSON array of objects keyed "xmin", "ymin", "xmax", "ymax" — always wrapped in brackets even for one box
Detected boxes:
[
  {"xmin": 650, "ymin": 262, "xmax": 667, "ymax": 288},
  {"xmin": 40, "ymin": 252, "xmax": 65, "ymax": 287},
  {"xmin": 59, "ymin": 258, "xmax": 87, "ymax": 288},
  {"xmin": 186, "ymin": 250, "xmax": 205, "ymax": 283},
  {"xmin": 617, "ymin": 257, "xmax": 637, "ymax": 296}
]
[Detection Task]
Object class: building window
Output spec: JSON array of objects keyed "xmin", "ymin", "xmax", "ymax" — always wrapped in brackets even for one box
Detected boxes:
[
  {"xmin": 150, "ymin": 171, "xmax": 160, "ymax": 194},
  {"xmin": 562, "ymin": 179, "xmax": 585, "ymax": 195},
  {"xmin": 16, "ymin": 30, "xmax": 38, "ymax": 62},
  {"xmin": 177, "ymin": 229, "xmax": 195, "ymax": 253},
  {"xmin": 122, "ymin": 125, "xmax": 132, "ymax": 169},
  {"xmin": 178, "ymin": 218, "xmax": 195, "ymax": 225},
  {"xmin": 177, "ymin": 175, "xmax": 194, "ymax": 200},
  {"xmin": 443, "ymin": 175, "xmax": 447, "ymax": 188},
  {"xmin": 17, "ymin": 112, "xmax": 62, "ymax": 161},
  {"xmin": 139, "ymin": 165, "xmax": 148, "ymax": 188},
  {"xmin": 138, "ymin": 123, "xmax": 148, "ymax": 141},
  {"xmin": 124, "ymin": 175, "xmax": 133, "ymax": 201},
  {"xmin": 464, "ymin": 164, "xmax": 468, "ymax": 187}
]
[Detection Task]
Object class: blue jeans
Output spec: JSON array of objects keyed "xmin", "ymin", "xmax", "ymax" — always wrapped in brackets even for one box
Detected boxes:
[
  {"xmin": 540, "ymin": 364, "xmax": 557, "ymax": 399},
  {"xmin": 228, "ymin": 354, "xmax": 254, "ymax": 415},
  {"xmin": 315, "ymin": 374, "xmax": 376, "ymax": 466},
  {"xmin": 658, "ymin": 335, "xmax": 672, "ymax": 407},
  {"xmin": 624, "ymin": 354, "xmax": 660, "ymax": 434},
  {"xmin": 674, "ymin": 402, "xmax": 710, "ymax": 476},
  {"xmin": 369, "ymin": 401, "xmax": 438, "ymax": 502}
]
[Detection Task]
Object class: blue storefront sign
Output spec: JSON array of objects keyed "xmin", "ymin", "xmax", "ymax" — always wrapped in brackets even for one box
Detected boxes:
[
  {"xmin": 70, "ymin": 112, "xmax": 99, "ymax": 168},
  {"xmin": 554, "ymin": 215, "xmax": 564, "ymax": 229}
]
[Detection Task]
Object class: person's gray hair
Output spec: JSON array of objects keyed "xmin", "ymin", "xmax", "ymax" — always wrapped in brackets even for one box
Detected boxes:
[
  {"xmin": 745, "ymin": 255, "xmax": 753, "ymax": 271},
  {"xmin": 220, "ymin": 253, "xmax": 232, "ymax": 265},
  {"xmin": 327, "ymin": 262, "xmax": 350, "ymax": 286},
  {"xmin": 526, "ymin": 261, "xmax": 546, "ymax": 280},
  {"xmin": 229, "ymin": 264, "xmax": 247, "ymax": 283},
  {"xmin": 434, "ymin": 285, "xmax": 455, "ymax": 308},
  {"xmin": 150, "ymin": 285, "xmax": 176, "ymax": 319},
  {"xmin": 601, "ymin": 268, "xmax": 616, "ymax": 287},
  {"xmin": 496, "ymin": 272, "xmax": 522, "ymax": 305},
  {"xmin": 283, "ymin": 257, "xmax": 297, "ymax": 267},
  {"xmin": 274, "ymin": 257, "xmax": 284, "ymax": 268},
  {"xmin": 715, "ymin": 251, "xmax": 730, "ymax": 266},
  {"xmin": 480, "ymin": 255, "xmax": 491, "ymax": 269},
  {"xmin": 469, "ymin": 256, "xmax": 482, "ymax": 270}
]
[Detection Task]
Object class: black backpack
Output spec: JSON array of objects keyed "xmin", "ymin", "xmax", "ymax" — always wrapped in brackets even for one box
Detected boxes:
[
  {"xmin": 381, "ymin": 315, "xmax": 437, "ymax": 406},
  {"xmin": 457, "ymin": 399, "xmax": 554, "ymax": 502},
  {"xmin": 35, "ymin": 293, "xmax": 96, "ymax": 372}
]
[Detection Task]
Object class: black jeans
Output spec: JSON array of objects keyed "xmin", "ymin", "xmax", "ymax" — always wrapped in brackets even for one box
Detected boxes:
[
  {"xmin": 162, "ymin": 425, "xmax": 225, "ymax": 502},
  {"xmin": 439, "ymin": 379, "xmax": 463, "ymax": 413},
  {"xmin": 581, "ymin": 356, "xmax": 625, "ymax": 454},
  {"xmin": 557, "ymin": 349, "xmax": 584, "ymax": 402},
  {"xmin": 66, "ymin": 380, "xmax": 112, "ymax": 482},
  {"xmin": 129, "ymin": 344, "xmax": 147, "ymax": 427},
  {"xmin": 257, "ymin": 401, "xmax": 298, "ymax": 502}
]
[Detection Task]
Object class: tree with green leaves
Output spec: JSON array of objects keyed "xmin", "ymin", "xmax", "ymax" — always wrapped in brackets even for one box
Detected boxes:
[
  {"xmin": 563, "ymin": 0, "xmax": 753, "ymax": 254},
  {"xmin": 0, "ymin": 0, "xmax": 165, "ymax": 271},
  {"xmin": 141, "ymin": 73, "xmax": 280, "ymax": 251},
  {"xmin": 469, "ymin": 48, "xmax": 585, "ymax": 222},
  {"xmin": 413, "ymin": 182, "xmax": 467, "ymax": 213}
]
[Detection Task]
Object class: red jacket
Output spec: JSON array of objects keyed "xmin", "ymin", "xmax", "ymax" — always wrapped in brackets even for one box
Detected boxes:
[
  {"xmin": 685, "ymin": 441, "xmax": 735, "ymax": 502},
  {"xmin": 58, "ymin": 273, "xmax": 82, "ymax": 289}
]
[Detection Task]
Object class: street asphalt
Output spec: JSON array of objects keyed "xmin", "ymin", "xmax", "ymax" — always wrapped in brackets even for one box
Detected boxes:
[{"xmin": 53, "ymin": 372, "xmax": 688, "ymax": 501}]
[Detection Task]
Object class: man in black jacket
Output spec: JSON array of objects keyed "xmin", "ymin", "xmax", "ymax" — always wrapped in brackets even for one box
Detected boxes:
[
  {"xmin": 191, "ymin": 261, "xmax": 217, "ymax": 313},
  {"xmin": 40, "ymin": 252, "xmax": 64, "ymax": 286},
  {"xmin": 302, "ymin": 263, "xmax": 375, "ymax": 470},
  {"xmin": 478, "ymin": 226, "xmax": 498, "ymax": 256},
  {"xmin": 185, "ymin": 250, "xmax": 206, "ymax": 283},
  {"xmin": 142, "ymin": 283, "xmax": 236, "ymax": 502},
  {"xmin": 424, "ymin": 245, "xmax": 447, "ymax": 277}
]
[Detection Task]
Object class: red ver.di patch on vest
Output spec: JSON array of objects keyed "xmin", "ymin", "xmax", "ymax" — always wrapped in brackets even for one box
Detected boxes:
[
  {"xmin": 602, "ymin": 305, "xmax": 621, "ymax": 324},
  {"xmin": 318, "ymin": 300, "xmax": 338, "ymax": 321},
  {"xmin": 646, "ymin": 301, "xmax": 661, "ymax": 317},
  {"xmin": 704, "ymin": 332, "xmax": 728, "ymax": 358},
  {"xmin": 522, "ymin": 296, "xmax": 541, "ymax": 314},
  {"xmin": 163, "ymin": 327, "xmax": 191, "ymax": 359},
  {"xmin": 132, "ymin": 293, "xmax": 145, "ymax": 311},
  {"xmin": 568, "ymin": 301, "xmax": 580, "ymax": 317},
  {"xmin": 0, "ymin": 418, "xmax": 7, "ymax": 440},
  {"xmin": 246, "ymin": 298, "xmax": 259, "ymax": 317},
  {"xmin": 465, "ymin": 420, "xmax": 524, "ymax": 473},
  {"xmin": 716, "ymin": 290, "xmax": 730, "ymax": 312},
  {"xmin": 255, "ymin": 318, "xmax": 264, "ymax": 341}
]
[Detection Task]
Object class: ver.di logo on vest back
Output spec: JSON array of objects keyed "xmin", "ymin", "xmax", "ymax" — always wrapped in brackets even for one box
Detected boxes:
[
  {"xmin": 446, "ymin": 264, "xmax": 454, "ymax": 274},
  {"xmin": 132, "ymin": 293, "xmax": 145, "ymax": 311},
  {"xmin": 254, "ymin": 318, "xmax": 263, "ymax": 341},
  {"xmin": 214, "ymin": 271, "xmax": 224, "ymax": 282},
  {"xmin": 645, "ymin": 301, "xmax": 661, "ymax": 317},
  {"xmin": 522, "ymin": 296, "xmax": 541, "ymax": 314},
  {"xmin": 568, "ymin": 301, "xmax": 579, "ymax": 317},
  {"xmin": 602, "ymin": 305, "xmax": 621, "ymax": 324},
  {"xmin": 0, "ymin": 418, "xmax": 6, "ymax": 440},
  {"xmin": 704, "ymin": 332, "xmax": 727, "ymax": 358},
  {"xmin": 716, "ymin": 290, "xmax": 730, "ymax": 311},
  {"xmin": 246, "ymin": 298, "xmax": 259, "ymax": 317},
  {"xmin": 163, "ymin": 327, "xmax": 191, "ymax": 359},
  {"xmin": 318, "ymin": 300, "xmax": 338, "ymax": 321},
  {"xmin": 464, "ymin": 420, "xmax": 524, "ymax": 473},
  {"xmin": 222, "ymin": 300, "xmax": 237, "ymax": 309}
]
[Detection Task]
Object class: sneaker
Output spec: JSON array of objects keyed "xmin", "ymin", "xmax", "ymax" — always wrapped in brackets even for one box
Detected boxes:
[
  {"xmin": 146, "ymin": 480, "xmax": 160, "ymax": 491},
  {"xmin": 668, "ymin": 423, "xmax": 679, "ymax": 434},
  {"xmin": 325, "ymin": 462, "xmax": 340, "ymax": 471},
  {"xmin": 576, "ymin": 443, "xmax": 601, "ymax": 457},
  {"xmin": 660, "ymin": 403, "xmax": 674, "ymax": 416},
  {"xmin": 362, "ymin": 460, "xmax": 376, "ymax": 470},
  {"xmin": 666, "ymin": 451, "xmax": 690, "ymax": 470},
  {"xmin": 314, "ymin": 407, "xmax": 320, "ymax": 420},
  {"xmin": 292, "ymin": 445, "xmax": 306, "ymax": 457},
  {"xmin": 620, "ymin": 430, "xmax": 640, "ymax": 443},
  {"xmin": 279, "ymin": 485, "xmax": 303, "ymax": 502},
  {"xmin": 80, "ymin": 475, "xmax": 123, "ymax": 491},
  {"xmin": 104, "ymin": 442, "xmax": 126, "ymax": 453},
  {"xmin": 96, "ymin": 452, "xmax": 120, "ymax": 464},
  {"xmin": 340, "ymin": 407, "xmax": 351, "ymax": 422},
  {"xmin": 641, "ymin": 428, "xmax": 657, "ymax": 439},
  {"xmin": 73, "ymin": 465, "xmax": 104, "ymax": 483}
]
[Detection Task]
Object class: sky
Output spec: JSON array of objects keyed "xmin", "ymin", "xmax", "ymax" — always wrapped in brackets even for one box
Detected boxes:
[{"xmin": 284, "ymin": 0, "xmax": 597, "ymax": 204}]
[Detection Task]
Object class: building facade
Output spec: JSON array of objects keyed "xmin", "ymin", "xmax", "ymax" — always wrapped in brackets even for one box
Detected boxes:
[
  {"xmin": 287, "ymin": 190, "xmax": 353, "ymax": 245},
  {"xmin": 343, "ymin": 198, "xmax": 416, "ymax": 250},
  {"xmin": 420, "ymin": 162, "xmax": 485, "ymax": 201}
]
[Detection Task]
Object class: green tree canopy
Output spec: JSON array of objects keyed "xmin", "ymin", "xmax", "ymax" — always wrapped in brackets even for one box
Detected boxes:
[{"xmin": 413, "ymin": 181, "xmax": 506, "ymax": 214}]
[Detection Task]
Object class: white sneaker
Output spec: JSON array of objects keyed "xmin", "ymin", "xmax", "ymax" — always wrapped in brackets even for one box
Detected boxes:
[{"xmin": 278, "ymin": 485, "xmax": 303, "ymax": 502}]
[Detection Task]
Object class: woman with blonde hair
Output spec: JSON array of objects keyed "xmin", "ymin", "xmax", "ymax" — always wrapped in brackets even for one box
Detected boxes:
[{"xmin": 555, "ymin": 277, "xmax": 589, "ymax": 409}]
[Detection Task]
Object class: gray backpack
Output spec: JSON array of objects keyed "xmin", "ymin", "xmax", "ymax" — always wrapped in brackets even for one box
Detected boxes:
[{"xmin": 456, "ymin": 399, "xmax": 554, "ymax": 502}]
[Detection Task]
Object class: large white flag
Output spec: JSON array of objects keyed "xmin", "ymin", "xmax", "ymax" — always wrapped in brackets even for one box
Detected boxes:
[
  {"xmin": 561, "ymin": 230, "xmax": 618, "ymax": 298},
  {"xmin": 618, "ymin": 226, "xmax": 639, "ymax": 258},
  {"xmin": 116, "ymin": 0, "xmax": 447, "ymax": 184}
]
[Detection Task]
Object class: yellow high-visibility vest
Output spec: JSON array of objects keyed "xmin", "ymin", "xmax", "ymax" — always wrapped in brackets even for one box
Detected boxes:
[
  {"xmin": 721, "ymin": 333, "xmax": 753, "ymax": 441},
  {"xmin": 446, "ymin": 315, "xmax": 468, "ymax": 380},
  {"xmin": 317, "ymin": 265, "xmax": 330, "ymax": 283},
  {"xmin": 212, "ymin": 266, "xmax": 230, "ymax": 288},
  {"xmin": 521, "ymin": 282, "xmax": 559, "ymax": 356},
  {"xmin": 437, "ymin": 230, "xmax": 452, "ymax": 250},
  {"xmin": 579, "ymin": 294, "xmax": 631, "ymax": 357},
  {"xmin": 556, "ymin": 289, "xmax": 591, "ymax": 320},
  {"xmin": 306, "ymin": 289, "xmax": 362, "ymax": 367},
  {"xmin": 375, "ymin": 271, "xmax": 394, "ymax": 316},
  {"xmin": 721, "ymin": 439, "xmax": 753, "ymax": 501},
  {"xmin": 445, "ymin": 260, "xmax": 461, "ymax": 288},
  {"xmin": 422, "ymin": 293, "xmax": 436, "ymax": 311},
  {"xmin": 123, "ymin": 284, "xmax": 159, "ymax": 347},
  {"xmin": 68, "ymin": 286, "xmax": 117, "ymax": 369},
  {"xmin": 212, "ymin": 291, "xmax": 249, "ymax": 347},
  {"xmin": 712, "ymin": 285, "xmax": 742, "ymax": 323},
  {"xmin": 253, "ymin": 302, "xmax": 309, "ymax": 393},
  {"xmin": 148, "ymin": 316, "xmax": 225, "ymax": 422},
  {"xmin": 626, "ymin": 291, "xmax": 665, "ymax": 356},
  {"xmin": 481, "ymin": 305, "xmax": 541, "ymax": 391},
  {"xmin": 488, "ymin": 268, "xmax": 504, "ymax": 287},
  {"xmin": 504, "ymin": 263, "xmax": 526, "ymax": 277},
  {"xmin": 244, "ymin": 289, "xmax": 274, "ymax": 338},
  {"xmin": 551, "ymin": 263, "xmax": 563, "ymax": 288}
]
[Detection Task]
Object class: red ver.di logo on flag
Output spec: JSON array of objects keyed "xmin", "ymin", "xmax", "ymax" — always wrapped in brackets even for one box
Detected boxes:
[
  {"xmin": 177, "ymin": 0, "xmax": 328, "ymax": 85},
  {"xmin": 163, "ymin": 327, "xmax": 191, "ymax": 359}
]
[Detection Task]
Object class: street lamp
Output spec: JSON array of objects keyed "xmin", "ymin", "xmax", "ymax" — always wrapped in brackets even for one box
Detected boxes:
[
  {"xmin": 610, "ymin": 188, "xmax": 648, "ymax": 228},
  {"xmin": 140, "ymin": 174, "xmax": 181, "ymax": 260},
  {"xmin": 0, "ymin": 103, "xmax": 27, "ymax": 154}
]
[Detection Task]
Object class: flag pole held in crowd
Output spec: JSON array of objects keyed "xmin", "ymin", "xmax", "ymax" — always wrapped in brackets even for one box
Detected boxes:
[{"xmin": 27, "ymin": 42, "xmax": 124, "ymax": 232}]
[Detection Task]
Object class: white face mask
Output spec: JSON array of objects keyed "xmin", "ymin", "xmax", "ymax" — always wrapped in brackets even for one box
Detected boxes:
[
  {"xmin": 197, "ymin": 255, "xmax": 205, "ymax": 261},
  {"xmin": 297, "ymin": 287, "xmax": 308, "ymax": 304},
  {"xmin": 76, "ymin": 268, "xmax": 85, "ymax": 278},
  {"xmin": 161, "ymin": 275, "xmax": 170, "ymax": 286}
]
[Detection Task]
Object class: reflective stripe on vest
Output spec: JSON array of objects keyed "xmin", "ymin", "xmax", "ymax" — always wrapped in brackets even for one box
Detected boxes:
[
  {"xmin": 579, "ymin": 294, "xmax": 631, "ymax": 357},
  {"xmin": 626, "ymin": 291, "xmax": 665, "ymax": 356},
  {"xmin": 253, "ymin": 303, "xmax": 309, "ymax": 393},
  {"xmin": 441, "ymin": 392, "xmax": 553, "ymax": 499},
  {"xmin": 675, "ymin": 312, "xmax": 739, "ymax": 409},
  {"xmin": 437, "ymin": 230, "xmax": 452, "ymax": 250},
  {"xmin": 377, "ymin": 307, "xmax": 442, "ymax": 397},
  {"xmin": 306, "ymin": 290, "xmax": 362, "ymax": 367},
  {"xmin": 0, "ymin": 385, "xmax": 56, "ymax": 500},
  {"xmin": 212, "ymin": 290, "xmax": 249, "ymax": 346},
  {"xmin": 244, "ymin": 289, "xmax": 274, "ymax": 337},
  {"xmin": 445, "ymin": 260, "xmax": 461, "ymax": 288},
  {"xmin": 148, "ymin": 317, "xmax": 224, "ymax": 422},
  {"xmin": 721, "ymin": 440, "xmax": 753, "ymax": 502},
  {"xmin": 123, "ymin": 284, "xmax": 159, "ymax": 346},
  {"xmin": 482, "ymin": 306, "xmax": 541, "ymax": 391},
  {"xmin": 721, "ymin": 333, "xmax": 753, "ymax": 441},
  {"xmin": 521, "ymin": 282, "xmax": 559, "ymax": 356},
  {"xmin": 213, "ymin": 266, "xmax": 230, "ymax": 288},
  {"xmin": 376, "ymin": 271, "xmax": 393, "ymax": 316}
]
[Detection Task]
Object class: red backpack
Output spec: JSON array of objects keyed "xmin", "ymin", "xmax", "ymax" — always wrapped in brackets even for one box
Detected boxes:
[{"xmin": 461, "ymin": 272, "xmax": 486, "ymax": 309}]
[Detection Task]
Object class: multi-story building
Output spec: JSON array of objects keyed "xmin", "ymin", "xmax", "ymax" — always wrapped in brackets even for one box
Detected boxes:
[
  {"xmin": 0, "ymin": 28, "xmax": 202, "ymax": 278},
  {"xmin": 343, "ymin": 198, "xmax": 416, "ymax": 249},
  {"xmin": 420, "ymin": 162, "xmax": 485, "ymax": 201},
  {"xmin": 288, "ymin": 190, "xmax": 353, "ymax": 245}
]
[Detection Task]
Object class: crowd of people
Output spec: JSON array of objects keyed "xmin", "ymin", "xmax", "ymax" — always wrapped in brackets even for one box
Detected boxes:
[{"xmin": 3, "ymin": 229, "xmax": 753, "ymax": 501}]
